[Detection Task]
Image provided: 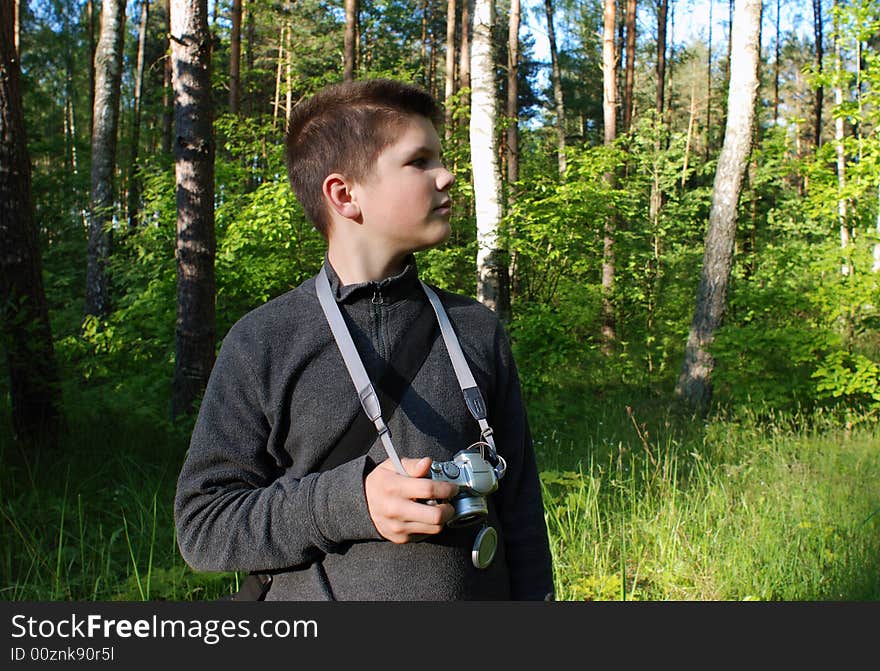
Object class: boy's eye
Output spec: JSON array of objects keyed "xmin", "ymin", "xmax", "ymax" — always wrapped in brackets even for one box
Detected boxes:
[{"xmin": 409, "ymin": 157, "xmax": 428, "ymax": 168}]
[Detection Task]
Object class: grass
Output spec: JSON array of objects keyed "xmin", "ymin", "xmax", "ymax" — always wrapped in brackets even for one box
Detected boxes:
[
  {"xmin": 532, "ymin": 388, "xmax": 880, "ymax": 600},
  {"xmin": 1, "ymin": 380, "xmax": 878, "ymax": 601}
]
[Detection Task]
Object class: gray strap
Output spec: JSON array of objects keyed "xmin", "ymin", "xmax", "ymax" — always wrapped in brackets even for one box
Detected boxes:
[
  {"xmin": 315, "ymin": 264, "xmax": 500, "ymax": 476},
  {"xmin": 316, "ymin": 267, "xmax": 407, "ymax": 475},
  {"xmin": 419, "ymin": 282, "xmax": 498, "ymax": 457}
]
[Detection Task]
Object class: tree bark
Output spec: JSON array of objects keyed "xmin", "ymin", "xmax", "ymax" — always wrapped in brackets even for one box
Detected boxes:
[
  {"xmin": 675, "ymin": 0, "xmax": 762, "ymax": 413},
  {"xmin": 623, "ymin": 0, "xmax": 636, "ymax": 133},
  {"xmin": 832, "ymin": 0, "xmax": 848, "ymax": 273},
  {"xmin": 85, "ymin": 0, "xmax": 126, "ymax": 319},
  {"xmin": 601, "ymin": 0, "xmax": 617, "ymax": 354},
  {"xmin": 544, "ymin": 0, "xmax": 566, "ymax": 175},
  {"xmin": 229, "ymin": 0, "xmax": 242, "ymax": 113},
  {"xmin": 812, "ymin": 0, "xmax": 823, "ymax": 147},
  {"xmin": 444, "ymin": 0, "xmax": 457, "ymax": 140},
  {"xmin": 87, "ymin": 0, "xmax": 95, "ymax": 136},
  {"xmin": 170, "ymin": 0, "xmax": 216, "ymax": 419},
  {"xmin": 773, "ymin": 0, "xmax": 780, "ymax": 124},
  {"xmin": 274, "ymin": 23, "xmax": 285, "ymax": 125},
  {"xmin": 506, "ymin": 0, "xmax": 519, "ymax": 192},
  {"xmin": 506, "ymin": 0, "xmax": 520, "ymax": 299},
  {"xmin": 470, "ymin": 0, "xmax": 509, "ymax": 323},
  {"xmin": 656, "ymin": 0, "xmax": 667, "ymax": 117},
  {"xmin": 162, "ymin": 0, "xmax": 173, "ymax": 154},
  {"xmin": 1, "ymin": 2, "xmax": 63, "ymax": 449},
  {"xmin": 128, "ymin": 0, "xmax": 150, "ymax": 229},
  {"xmin": 344, "ymin": 0, "xmax": 357, "ymax": 82},
  {"xmin": 460, "ymin": 0, "xmax": 471, "ymax": 92},
  {"xmin": 705, "ymin": 0, "xmax": 713, "ymax": 160}
]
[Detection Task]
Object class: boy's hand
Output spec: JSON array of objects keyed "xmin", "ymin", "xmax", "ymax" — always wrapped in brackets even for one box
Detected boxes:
[{"xmin": 365, "ymin": 457, "xmax": 459, "ymax": 544}]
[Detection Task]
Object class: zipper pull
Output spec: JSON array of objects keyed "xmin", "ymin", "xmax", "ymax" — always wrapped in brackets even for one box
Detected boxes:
[{"xmin": 372, "ymin": 285, "xmax": 384, "ymax": 305}]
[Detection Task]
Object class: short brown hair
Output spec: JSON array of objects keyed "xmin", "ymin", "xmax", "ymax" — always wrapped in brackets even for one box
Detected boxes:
[{"xmin": 285, "ymin": 79, "xmax": 442, "ymax": 237}]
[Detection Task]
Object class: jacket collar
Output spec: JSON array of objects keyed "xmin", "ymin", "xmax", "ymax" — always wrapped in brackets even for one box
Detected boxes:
[{"xmin": 322, "ymin": 253, "xmax": 421, "ymax": 305}]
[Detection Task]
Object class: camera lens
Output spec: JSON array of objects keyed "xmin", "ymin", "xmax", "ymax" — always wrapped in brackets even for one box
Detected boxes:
[{"xmin": 448, "ymin": 495, "xmax": 488, "ymax": 527}]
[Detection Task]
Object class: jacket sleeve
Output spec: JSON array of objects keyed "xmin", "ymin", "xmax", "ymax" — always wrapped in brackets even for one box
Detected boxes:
[
  {"xmin": 489, "ymin": 321, "xmax": 556, "ymax": 601},
  {"xmin": 173, "ymin": 322, "xmax": 382, "ymax": 573}
]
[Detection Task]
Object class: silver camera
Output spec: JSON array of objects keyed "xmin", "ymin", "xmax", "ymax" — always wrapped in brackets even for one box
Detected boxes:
[{"xmin": 428, "ymin": 446, "xmax": 506, "ymax": 528}]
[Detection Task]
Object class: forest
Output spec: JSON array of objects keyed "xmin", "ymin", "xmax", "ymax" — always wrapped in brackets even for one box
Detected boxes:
[{"xmin": 1, "ymin": 0, "xmax": 879, "ymax": 601}]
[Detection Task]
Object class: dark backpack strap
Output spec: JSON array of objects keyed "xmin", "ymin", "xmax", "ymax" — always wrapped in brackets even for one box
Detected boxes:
[
  {"xmin": 316, "ymin": 298, "xmax": 439, "ymax": 472},
  {"xmin": 222, "ymin": 572, "xmax": 272, "ymax": 602}
]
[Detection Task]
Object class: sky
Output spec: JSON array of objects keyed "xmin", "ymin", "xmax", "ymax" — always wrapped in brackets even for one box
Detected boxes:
[{"xmin": 522, "ymin": 0, "xmax": 813, "ymax": 66}]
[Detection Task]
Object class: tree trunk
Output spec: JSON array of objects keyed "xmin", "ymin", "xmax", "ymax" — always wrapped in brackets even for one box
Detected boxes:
[
  {"xmin": 162, "ymin": 0, "xmax": 173, "ymax": 154},
  {"xmin": 675, "ymin": 0, "xmax": 762, "ymax": 413},
  {"xmin": 705, "ymin": 0, "xmax": 713, "ymax": 160},
  {"xmin": 506, "ymin": 0, "xmax": 519, "ymax": 193},
  {"xmin": 344, "ymin": 0, "xmax": 357, "ymax": 82},
  {"xmin": 773, "ymin": 0, "xmax": 780, "ymax": 124},
  {"xmin": 85, "ymin": 0, "xmax": 126, "ymax": 319},
  {"xmin": 874, "ymin": 183, "xmax": 880, "ymax": 273},
  {"xmin": 460, "ymin": 0, "xmax": 471, "ymax": 92},
  {"xmin": 623, "ymin": 0, "xmax": 636, "ymax": 133},
  {"xmin": 128, "ymin": 0, "xmax": 150, "ymax": 229},
  {"xmin": 813, "ymin": 0, "xmax": 823, "ymax": 147},
  {"xmin": 14, "ymin": 0, "xmax": 21, "ymax": 55},
  {"xmin": 274, "ymin": 23, "xmax": 285, "ymax": 126},
  {"xmin": 470, "ymin": 0, "xmax": 509, "ymax": 323},
  {"xmin": 229, "ymin": 0, "xmax": 242, "ymax": 113},
  {"xmin": 656, "ymin": 0, "xmax": 667, "ymax": 117},
  {"xmin": 1, "ymin": 2, "xmax": 63, "ymax": 450},
  {"xmin": 601, "ymin": 0, "xmax": 617, "ymax": 354},
  {"xmin": 421, "ymin": 0, "xmax": 429, "ymax": 81},
  {"xmin": 681, "ymin": 65, "xmax": 697, "ymax": 189},
  {"xmin": 63, "ymin": 1, "xmax": 79, "ymax": 174},
  {"xmin": 506, "ymin": 0, "xmax": 520, "ymax": 299},
  {"xmin": 444, "ymin": 0, "xmax": 456, "ymax": 140},
  {"xmin": 87, "ymin": 0, "xmax": 95, "ymax": 136},
  {"xmin": 832, "ymin": 0, "xmax": 848, "ymax": 274},
  {"xmin": 544, "ymin": 0, "xmax": 566, "ymax": 175},
  {"xmin": 170, "ymin": 0, "xmax": 216, "ymax": 419}
]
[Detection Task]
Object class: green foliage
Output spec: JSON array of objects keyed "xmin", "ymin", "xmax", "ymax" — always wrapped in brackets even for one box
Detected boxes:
[{"xmin": 813, "ymin": 351, "xmax": 880, "ymax": 409}]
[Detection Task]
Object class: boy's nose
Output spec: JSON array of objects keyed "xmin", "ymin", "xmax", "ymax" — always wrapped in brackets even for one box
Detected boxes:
[{"xmin": 437, "ymin": 166, "xmax": 455, "ymax": 191}]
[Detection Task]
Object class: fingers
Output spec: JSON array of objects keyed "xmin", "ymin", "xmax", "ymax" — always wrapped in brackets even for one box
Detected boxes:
[
  {"xmin": 377, "ymin": 457, "xmax": 459, "ymax": 501},
  {"xmin": 366, "ymin": 457, "xmax": 459, "ymax": 544}
]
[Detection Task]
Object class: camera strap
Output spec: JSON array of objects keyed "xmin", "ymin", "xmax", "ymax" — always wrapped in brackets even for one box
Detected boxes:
[{"xmin": 315, "ymin": 263, "xmax": 500, "ymax": 475}]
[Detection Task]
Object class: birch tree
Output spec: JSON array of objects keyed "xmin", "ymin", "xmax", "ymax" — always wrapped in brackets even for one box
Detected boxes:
[
  {"xmin": 127, "ymin": 0, "xmax": 149, "ymax": 228},
  {"xmin": 85, "ymin": 0, "xmax": 126, "ymax": 318},
  {"xmin": 170, "ymin": 0, "xmax": 216, "ymax": 418},
  {"xmin": 544, "ymin": 0, "xmax": 566, "ymax": 175},
  {"xmin": 832, "ymin": 0, "xmax": 849, "ymax": 273},
  {"xmin": 1, "ymin": 1, "xmax": 63, "ymax": 448},
  {"xmin": 675, "ymin": 0, "xmax": 763, "ymax": 412},
  {"xmin": 601, "ymin": 0, "xmax": 617, "ymax": 353},
  {"xmin": 470, "ymin": 0, "xmax": 509, "ymax": 322}
]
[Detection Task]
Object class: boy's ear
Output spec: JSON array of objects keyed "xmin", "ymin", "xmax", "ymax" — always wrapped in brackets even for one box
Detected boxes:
[{"xmin": 322, "ymin": 173, "xmax": 362, "ymax": 221}]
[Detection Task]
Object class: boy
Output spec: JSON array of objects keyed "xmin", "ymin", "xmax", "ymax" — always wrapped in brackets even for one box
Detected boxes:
[{"xmin": 174, "ymin": 79, "xmax": 554, "ymax": 601}]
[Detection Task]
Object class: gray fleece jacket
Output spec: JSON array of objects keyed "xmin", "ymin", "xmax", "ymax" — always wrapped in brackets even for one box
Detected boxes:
[{"xmin": 174, "ymin": 255, "xmax": 554, "ymax": 600}]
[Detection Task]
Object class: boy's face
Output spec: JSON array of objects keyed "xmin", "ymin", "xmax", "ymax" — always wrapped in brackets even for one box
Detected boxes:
[{"xmin": 349, "ymin": 114, "xmax": 455, "ymax": 257}]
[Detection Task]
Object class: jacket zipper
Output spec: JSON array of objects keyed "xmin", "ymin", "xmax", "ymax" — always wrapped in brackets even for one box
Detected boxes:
[{"xmin": 372, "ymin": 284, "xmax": 386, "ymax": 360}]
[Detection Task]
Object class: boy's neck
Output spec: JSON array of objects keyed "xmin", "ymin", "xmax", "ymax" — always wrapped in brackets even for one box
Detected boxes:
[{"xmin": 326, "ymin": 245, "xmax": 410, "ymax": 286}]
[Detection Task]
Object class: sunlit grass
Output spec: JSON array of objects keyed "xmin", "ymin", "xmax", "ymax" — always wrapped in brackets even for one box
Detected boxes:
[
  {"xmin": 540, "ymin": 402, "xmax": 880, "ymax": 601},
  {"xmin": 2, "ymin": 383, "xmax": 878, "ymax": 601}
]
